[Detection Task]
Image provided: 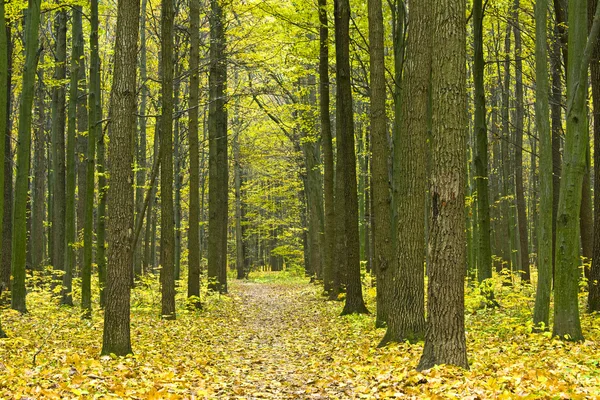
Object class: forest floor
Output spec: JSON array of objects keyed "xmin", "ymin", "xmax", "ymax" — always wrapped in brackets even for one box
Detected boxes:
[{"xmin": 1, "ymin": 272, "xmax": 600, "ymax": 399}]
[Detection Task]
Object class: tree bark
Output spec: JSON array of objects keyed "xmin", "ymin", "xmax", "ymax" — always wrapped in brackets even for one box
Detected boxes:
[
  {"xmin": 319, "ymin": 0, "xmax": 335, "ymax": 294},
  {"xmin": 12, "ymin": 0, "xmax": 41, "ymax": 313},
  {"xmin": 512, "ymin": 0, "xmax": 530, "ymax": 282},
  {"xmin": 553, "ymin": 0, "xmax": 596, "ymax": 342},
  {"xmin": 533, "ymin": 0, "xmax": 553, "ymax": 329},
  {"xmin": 335, "ymin": 0, "xmax": 368, "ymax": 315},
  {"xmin": 187, "ymin": 0, "xmax": 202, "ymax": 306},
  {"xmin": 207, "ymin": 0, "xmax": 228, "ymax": 294},
  {"xmin": 418, "ymin": 0, "xmax": 468, "ymax": 370},
  {"xmin": 159, "ymin": 0, "xmax": 176, "ymax": 319},
  {"xmin": 589, "ymin": 0, "xmax": 600, "ymax": 312},
  {"xmin": 51, "ymin": 9, "xmax": 67, "ymax": 281},
  {"xmin": 101, "ymin": 0, "xmax": 140, "ymax": 356},
  {"xmin": 381, "ymin": 0, "xmax": 428, "ymax": 344},
  {"xmin": 63, "ymin": 6, "xmax": 85, "ymax": 306}
]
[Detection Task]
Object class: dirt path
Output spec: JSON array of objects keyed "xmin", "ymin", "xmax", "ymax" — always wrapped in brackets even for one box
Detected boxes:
[{"xmin": 202, "ymin": 280, "xmax": 351, "ymax": 398}]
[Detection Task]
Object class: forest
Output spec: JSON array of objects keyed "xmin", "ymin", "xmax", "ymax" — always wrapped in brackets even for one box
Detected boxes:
[{"xmin": 1, "ymin": 0, "xmax": 600, "ymax": 397}]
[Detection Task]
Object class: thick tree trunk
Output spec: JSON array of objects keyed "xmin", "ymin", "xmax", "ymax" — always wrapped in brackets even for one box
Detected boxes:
[
  {"xmin": 207, "ymin": 0, "xmax": 228, "ymax": 293},
  {"xmin": 335, "ymin": 0, "xmax": 368, "ymax": 315},
  {"xmin": 368, "ymin": 0, "xmax": 393, "ymax": 330},
  {"xmin": 101, "ymin": 0, "xmax": 140, "ymax": 356},
  {"xmin": 553, "ymin": 0, "xmax": 595, "ymax": 342},
  {"xmin": 418, "ymin": 0, "xmax": 468, "ymax": 370},
  {"xmin": 12, "ymin": 0, "xmax": 41, "ymax": 313},
  {"xmin": 0, "ymin": 0, "xmax": 8, "ymax": 302},
  {"xmin": 381, "ymin": 0, "xmax": 428, "ymax": 344}
]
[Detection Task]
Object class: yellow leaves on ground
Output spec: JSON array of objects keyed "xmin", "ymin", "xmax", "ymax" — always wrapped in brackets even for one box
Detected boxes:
[{"xmin": 1, "ymin": 274, "xmax": 599, "ymax": 398}]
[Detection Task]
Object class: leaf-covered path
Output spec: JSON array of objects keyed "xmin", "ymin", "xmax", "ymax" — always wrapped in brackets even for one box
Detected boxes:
[{"xmin": 2, "ymin": 274, "xmax": 600, "ymax": 398}]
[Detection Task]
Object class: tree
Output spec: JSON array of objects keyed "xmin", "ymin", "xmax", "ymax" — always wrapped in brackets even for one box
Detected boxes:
[
  {"xmin": 83, "ymin": 0, "xmax": 101, "ymax": 315},
  {"xmin": 473, "ymin": 0, "xmax": 493, "ymax": 290},
  {"xmin": 512, "ymin": 0, "xmax": 530, "ymax": 282},
  {"xmin": 51, "ymin": 9, "xmax": 67, "ymax": 282},
  {"xmin": 208, "ymin": 0, "xmax": 228, "ymax": 294},
  {"xmin": 553, "ymin": 0, "xmax": 600, "ymax": 341},
  {"xmin": 101, "ymin": 0, "xmax": 140, "ymax": 356},
  {"xmin": 187, "ymin": 0, "xmax": 202, "ymax": 307},
  {"xmin": 318, "ymin": 0, "xmax": 335, "ymax": 295},
  {"xmin": 12, "ymin": 0, "xmax": 42, "ymax": 313},
  {"xmin": 335, "ymin": 0, "xmax": 368, "ymax": 316},
  {"xmin": 63, "ymin": 5, "xmax": 85, "ymax": 306},
  {"xmin": 160, "ymin": 0, "xmax": 176, "ymax": 319},
  {"xmin": 589, "ymin": 0, "xmax": 600, "ymax": 313},
  {"xmin": 533, "ymin": 0, "xmax": 553, "ymax": 329},
  {"xmin": 367, "ymin": 0, "xmax": 393, "ymax": 328},
  {"xmin": 418, "ymin": 0, "xmax": 468, "ymax": 370},
  {"xmin": 0, "ymin": 0, "xmax": 8, "ymax": 330},
  {"xmin": 381, "ymin": 0, "xmax": 429, "ymax": 345}
]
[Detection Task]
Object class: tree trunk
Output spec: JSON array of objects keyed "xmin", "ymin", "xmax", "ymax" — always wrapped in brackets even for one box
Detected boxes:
[
  {"xmin": 51, "ymin": 9, "xmax": 67, "ymax": 281},
  {"xmin": 553, "ymin": 0, "xmax": 594, "ymax": 342},
  {"xmin": 159, "ymin": 0, "xmax": 176, "ymax": 320},
  {"xmin": 101, "ymin": 0, "xmax": 140, "ymax": 356},
  {"xmin": 589, "ymin": 0, "xmax": 600, "ymax": 312},
  {"xmin": 533, "ymin": 0, "xmax": 553, "ymax": 329},
  {"xmin": 417, "ymin": 0, "xmax": 468, "ymax": 370},
  {"xmin": 12, "ymin": 0, "xmax": 41, "ymax": 313},
  {"xmin": 63, "ymin": 6, "xmax": 85, "ymax": 306},
  {"xmin": 319, "ymin": 0, "xmax": 335, "ymax": 294},
  {"xmin": 473, "ymin": 0, "xmax": 493, "ymax": 290},
  {"xmin": 0, "ymin": 0, "xmax": 7, "ymax": 301},
  {"xmin": 0, "ymin": 21, "xmax": 11, "ymax": 291},
  {"xmin": 367, "ymin": 0, "xmax": 393, "ymax": 329},
  {"xmin": 208, "ymin": 0, "xmax": 228, "ymax": 293},
  {"xmin": 335, "ymin": 0, "xmax": 368, "ymax": 315},
  {"xmin": 381, "ymin": 0, "xmax": 428, "ymax": 344},
  {"xmin": 512, "ymin": 0, "xmax": 530, "ymax": 282},
  {"xmin": 32, "ymin": 66, "xmax": 46, "ymax": 272},
  {"xmin": 187, "ymin": 0, "xmax": 202, "ymax": 306}
]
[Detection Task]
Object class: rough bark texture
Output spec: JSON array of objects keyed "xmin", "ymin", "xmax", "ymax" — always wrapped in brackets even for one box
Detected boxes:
[
  {"xmin": 207, "ymin": 0, "xmax": 228, "ymax": 294},
  {"xmin": 187, "ymin": 0, "xmax": 202, "ymax": 306},
  {"xmin": 553, "ymin": 0, "xmax": 590, "ymax": 342},
  {"xmin": 160, "ymin": 0, "xmax": 176, "ymax": 319},
  {"xmin": 101, "ymin": 0, "xmax": 140, "ymax": 356},
  {"xmin": 533, "ymin": 0, "xmax": 553, "ymax": 329},
  {"xmin": 51, "ymin": 9, "xmax": 67, "ymax": 277},
  {"xmin": 12, "ymin": 0, "xmax": 41, "ymax": 313},
  {"xmin": 381, "ymin": 0, "xmax": 428, "ymax": 345},
  {"xmin": 590, "ymin": 0, "xmax": 600, "ymax": 313},
  {"xmin": 335, "ymin": 0, "xmax": 368, "ymax": 315},
  {"xmin": 368, "ymin": 0, "xmax": 393, "ymax": 330},
  {"xmin": 418, "ymin": 0, "xmax": 468, "ymax": 371},
  {"xmin": 319, "ymin": 0, "xmax": 335, "ymax": 294},
  {"xmin": 512, "ymin": 0, "xmax": 530, "ymax": 282}
]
